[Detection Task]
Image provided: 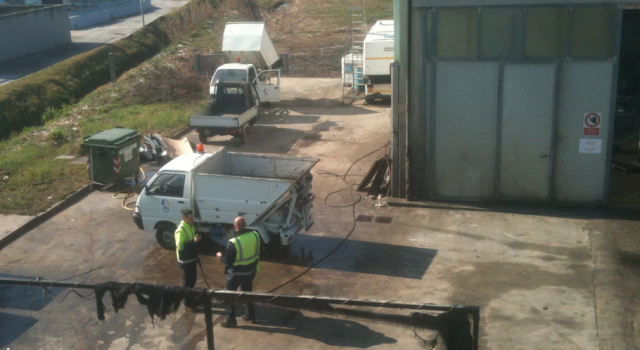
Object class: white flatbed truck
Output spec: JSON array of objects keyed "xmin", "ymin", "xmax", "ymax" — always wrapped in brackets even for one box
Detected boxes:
[{"xmin": 191, "ymin": 81, "xmax": 259, "ymax": 144}]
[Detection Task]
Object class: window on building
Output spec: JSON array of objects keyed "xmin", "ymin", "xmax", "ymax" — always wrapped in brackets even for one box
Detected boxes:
[
  {"xmin": 480, "ymin": 7, "xmax": 524, "ymax": 58},
  {"xmin": 571, "ymin": 5, "xmax": 617, "ymax": 58},
  {"xmin": 437, "ymin": 8, "xmax": 478, "ymax": 59},
  {"xmin": 525, "ymin": 7, "xmax": 570, "ymax": 58}
]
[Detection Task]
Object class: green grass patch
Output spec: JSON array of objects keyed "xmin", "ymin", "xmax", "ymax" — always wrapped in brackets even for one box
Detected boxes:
[
  {"xmin": 0, "ymin": 100, "xmax": 199, "ymax": 215},
  {"xmin": 0, "ymin": 142, "xmax": 86, "ymax": 214},
  {"xmin": 79, "ymin": 102, "xmax": 197, "ymax": 137}
]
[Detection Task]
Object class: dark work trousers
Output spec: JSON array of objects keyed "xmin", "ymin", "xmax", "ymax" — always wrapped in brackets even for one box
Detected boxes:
[
  {"xmin": 181, "ymin": 260, "xmax": 198, "ymax": 307},
  {"xmin": 225, "ymin": 273, "xmax": 256, "ymax": 321}
]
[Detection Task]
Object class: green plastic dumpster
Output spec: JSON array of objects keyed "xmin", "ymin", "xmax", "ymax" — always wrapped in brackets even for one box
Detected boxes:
[{"xmin": 81, "ymin": 128, "xmax": 142, "ymax": 184}]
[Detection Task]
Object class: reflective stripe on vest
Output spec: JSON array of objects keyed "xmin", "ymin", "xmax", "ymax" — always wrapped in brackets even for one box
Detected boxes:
[{"xmin": 231, "ymin": 231, "xmax": 260, "ymax": 266}]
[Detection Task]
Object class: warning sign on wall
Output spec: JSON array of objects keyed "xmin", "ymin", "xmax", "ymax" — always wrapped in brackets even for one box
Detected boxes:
[
  {"xmin": 579, "ymin": 138, "xmax": 602, "ymax": 154},
  {"xmin": 583, "ymin": 113, "xmax": 601, "ymax": 136}
]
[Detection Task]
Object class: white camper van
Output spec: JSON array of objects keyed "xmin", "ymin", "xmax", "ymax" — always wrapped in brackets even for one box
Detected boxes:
[{"xmin": 363, "ymin": 20, "xmax": 394, "ymax": 104}]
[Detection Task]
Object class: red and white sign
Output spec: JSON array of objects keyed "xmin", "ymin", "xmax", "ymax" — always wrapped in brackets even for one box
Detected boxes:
[
  {"xmin": 86, "ymin": 156, "xmax": 90, "ymax": 171},
  {"xmin": 583, "ymin": 112, "xmax": 601, "ymax": 136},
  {"xmin": 113, "ymin": 156, "xmax": 121, "ymax": 174}
]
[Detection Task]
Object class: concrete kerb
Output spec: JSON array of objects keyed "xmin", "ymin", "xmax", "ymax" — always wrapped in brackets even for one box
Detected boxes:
[
  {"xmin": 0, "ymin": 185, "xmax": 93, "ymax": 251},
  {"xmin": 169, "ymin": 126, "xmax": 192, "ymax": 140}
]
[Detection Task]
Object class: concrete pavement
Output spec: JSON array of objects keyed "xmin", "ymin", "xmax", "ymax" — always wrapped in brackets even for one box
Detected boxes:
[
  {"xmin": 0, "ymin": 215, "xmax": 35, "ymax": 242},
  {"xmin": 0, "ymin": 78, "xmax": 638, "ymax": 349},
  {"xmin": 0, "ymin": 0, "xmax": 189, "ymax": 86}
]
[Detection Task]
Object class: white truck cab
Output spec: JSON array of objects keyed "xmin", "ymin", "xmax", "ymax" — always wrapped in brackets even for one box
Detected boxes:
[{"xmin": 209, "ymin": 63, "xmax": 281, "ymax": 103}]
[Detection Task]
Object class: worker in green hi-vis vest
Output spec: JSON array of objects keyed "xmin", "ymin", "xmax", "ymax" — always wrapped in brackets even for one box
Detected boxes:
[
  {"xmin": 175, "ymin": 209, "xmax": 201, "ymax": 311},
  {"xmin": 216, "ymin": 216, "xmax": 261, "ymax": 328}
]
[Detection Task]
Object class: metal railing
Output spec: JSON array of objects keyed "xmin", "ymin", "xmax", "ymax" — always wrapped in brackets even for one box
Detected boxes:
[{"xmin": 0, "ymin": 277, "xmax": 480, "ymax": 350}]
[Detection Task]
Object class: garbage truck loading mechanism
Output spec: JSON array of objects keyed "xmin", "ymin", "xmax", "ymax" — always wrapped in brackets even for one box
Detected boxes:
[{"xmin": 133, "ymin": 148, "xmax": 319, "ymax": 250}]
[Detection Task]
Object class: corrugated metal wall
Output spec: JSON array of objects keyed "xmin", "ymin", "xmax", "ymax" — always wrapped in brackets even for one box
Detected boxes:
[{"xmin": 404, "ymin": 3, "xmax": 621, "ymax": 204}]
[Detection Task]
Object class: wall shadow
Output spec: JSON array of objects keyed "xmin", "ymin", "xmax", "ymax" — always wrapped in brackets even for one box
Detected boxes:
[
  {"xmin": 238, "ymin": 305, "xmax": 397, "ymax": 348},
  {"xmin": 277, "ymin": 98, "xmax": 343, "ymax": 109},
  {"xmin": 0, "ymin": 273, "xmax": 65, "ymax": 311},
  {"xmin": 199, "ymin": 232, "xmax": 436, "ymax": 280},
  {"xmin": 0, "ymin": 273, "xmax": 66, "ymax": 348},
  {"xmin": 265, "ymin": 234, "xmax": 437, "ymax": 280},
  {"xmin": 0, "ymin": 42, "xmax": 103, "ymax": 85},
  {"xmin": 193, "ymin": 121, "xmax": 342, "ymax": 154},
  {"xmin": 194, "ymin": 125, "xmax": 306, "ymax": 154},
  {"xmin": 257, "ymin": 108, "xmax": 321, "ymax": 125},
  {"xmin": 279, "ymin": 103, "xmax": 382, "ymax": 116},
  {"xmin": 0, "ymin": 312, "xmax": 38, "ymax": 348}
]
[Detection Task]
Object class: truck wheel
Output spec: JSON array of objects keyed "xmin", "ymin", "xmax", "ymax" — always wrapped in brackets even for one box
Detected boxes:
[
  {"xmin": 156, "ymin": 223, "xmax": 176, "ymax": 250},
  {"xmin": 198, "ymin": 133, "xmax": 208, "ymax": 144},
  {"xmin": 239, "ymin": 125, "xmax": 249, "ymax": 145}
]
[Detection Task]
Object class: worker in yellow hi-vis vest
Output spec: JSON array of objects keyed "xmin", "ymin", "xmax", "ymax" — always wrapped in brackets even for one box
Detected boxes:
[
  {"xmin": 216, "ymin": 216, "xmax": 261, "ymax": 328},
  {"xmin": 175, "ymin": 209, "xmax": 201, "ymax": 311}
]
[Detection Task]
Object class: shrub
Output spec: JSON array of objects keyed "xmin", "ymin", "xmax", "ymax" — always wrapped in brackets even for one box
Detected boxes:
[{"xmin": 49, "ymin": 129, "xmax": 66, "ymax": 144}]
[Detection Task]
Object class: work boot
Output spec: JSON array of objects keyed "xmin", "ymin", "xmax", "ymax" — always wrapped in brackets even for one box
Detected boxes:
[
  {"xmin": 242, "ymin": 314, "xmax": 256, "ymax": 324},
  {"xmin": 221, "ymin": 318, "xmax": 237, "ymax": 328}
]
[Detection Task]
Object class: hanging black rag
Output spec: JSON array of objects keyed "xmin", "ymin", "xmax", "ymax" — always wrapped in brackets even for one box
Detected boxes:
[{"xmin": 95, "ymin": 282, "xmax": 203, "ymax": 324}]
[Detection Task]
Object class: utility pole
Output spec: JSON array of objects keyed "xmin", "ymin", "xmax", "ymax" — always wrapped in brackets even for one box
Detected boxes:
[
  {"xmin": 108, "ymin": 52, "xmax": 116, "ymax": 83},
  {"xmin": 139, "ymin": 0, "xmax": 146, "ymax": 26}
]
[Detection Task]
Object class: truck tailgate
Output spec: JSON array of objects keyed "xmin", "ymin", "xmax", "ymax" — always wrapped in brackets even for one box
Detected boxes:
[
  {"xmin": 190, "ymin": 105, "xmax": 257, "ymax": 128},
  {"xmin": 190, "ymin": 115, "xmax": 242, "ymax": 128}
]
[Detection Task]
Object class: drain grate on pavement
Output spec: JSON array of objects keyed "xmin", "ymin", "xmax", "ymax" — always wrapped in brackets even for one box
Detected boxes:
[
  {"xmin": 374, "ymin": 216, "xmax": 394, "ymax": 224},
  {"xmin": 356, "ymin": 214, "xmax": 374, "ymax": 223}
]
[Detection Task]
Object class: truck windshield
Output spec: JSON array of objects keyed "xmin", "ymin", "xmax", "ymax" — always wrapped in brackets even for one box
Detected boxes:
[
  {"xmin": 211, "ymin": 69, "xmax": 247, "ymax": 84},
  {"xmin": 147, "ymin": 173, "xmax": 185, "ymax": 198}
]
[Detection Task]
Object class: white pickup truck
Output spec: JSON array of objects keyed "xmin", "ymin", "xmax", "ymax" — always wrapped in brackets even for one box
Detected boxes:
[
  {"xmin": 132, "ymin": 148, "xmax": 319, "ymax": 250},
  {"xmin": 210, "ymin": 22, "xmax": 282, "ymax": 104},
  {"xmin": 192, "ymin": 81, "xmax": 259, "ymax": 144}
]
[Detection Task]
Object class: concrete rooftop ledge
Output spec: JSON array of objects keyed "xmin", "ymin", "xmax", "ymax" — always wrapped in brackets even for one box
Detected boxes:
[{"xmin": 0, "ymin": 4, "xmax": 67, "ymax": 17}]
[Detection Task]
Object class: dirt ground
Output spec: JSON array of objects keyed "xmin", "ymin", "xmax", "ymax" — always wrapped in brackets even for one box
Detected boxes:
[{"xmin": 1, "ymin": 78, "xmax": 640, "ymax": 349}]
